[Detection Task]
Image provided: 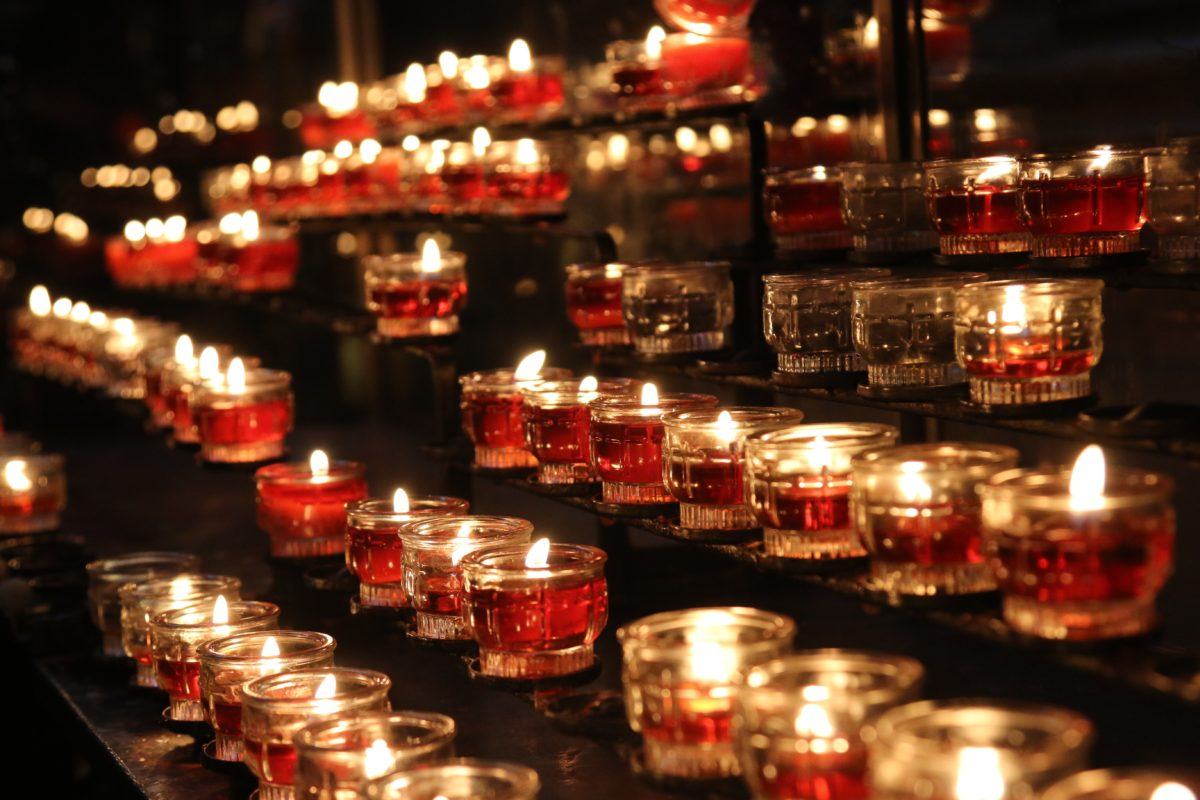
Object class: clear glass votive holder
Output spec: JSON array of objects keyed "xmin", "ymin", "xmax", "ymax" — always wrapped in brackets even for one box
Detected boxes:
[
  {"xmin": 954, "ymin": 278, "xmax": 1104, "ymax": 407},
  {"xmin": 242, "ymin": 668, "xmax": 392, "ymax": 800},
  {"xmin": 762, "ymin": 269, "xmax": 889, "ymax": 386},
  {"xmin": 735, "ymin": 650, "xmax": 924, "ymax": 800},
  {"xmin": 564, "ymin": 262, "xmax": 631, "ymax": 347},
  {"xmin": 0, "ymin": 453, "xmax": 66, "ymax": 534},
  {"xmin": 400, "ymin": 515, "xmax": 533, "ymax": 641},
  {"xmin": 194, "ymin": 368, "xmax": 294, "ymax": 464},
  {"xmin": 662, "ymin": 407, "xmax": 804, "ymax": 530},
  {"xmin": 925, "ymin": 156, "xmax": 1031, "ymax": 255},
  {"xmin": 87, "ymin": 551, "xmax": 201, "ymax": 658},
  {"xmin": 980, "ymin": 465, "xmax": 1175, "ymax": 641},
  {"xmin": 1020, "ymin": 148, "xmax": 1146, "ymax": 258},
  {"xmin": 486, "ymin": 138, "xmax": 571, "ymax": 218},
  {"xmin": 362, "ymin": 251, "xmax": 468, "ymax": 339},
  {"xmin": 119, "ymin": 574, "xmax": 242, "ymax": 687},
  {"xmin": 255, "ymin": 459, "xmax": 369, "ymax": 558},
  {"xmin": 606, "ymin": 39, "xmax": 667, "ymax": 109},
  {"xmin": 618, "ymin": 607, "xmax": 796, "ymax": 780},
  {"xmin": 521, "ymin": 378, "xmax": 638, "ymax": 485},
  {"xmin": 764, "ymin": 167, "xmax": 852, "ymax": 253},
  {"xmin": 744, "ymin": 423, "xmax": 898, "ymax": 560},
  {"xmin": 295, "ymin": 711, "xmax": 456, "ymax": 799},
  {"xmin": 1146, "ymin": 141, "xmax": 1200, "ymax": 261},
  {"xmin": 590, "ymin": 392, "xmax": 719, "ymax": 505},
  {"xmin": 150, "ymin": 599, "xmax": 280, "ymax": 722},
  {"xmin": 869, "ymin": 700, "xmax": 1093, "ymax": 800},
  {"xmin": 459, "ymin": 366, "xmax": 573, "ymax": 469},
  {"xmin": 345, "ymin": 496, "xmax": 470, "ymax": 609},
  {"xmin": 852, "ymin": 442, "xmax": 1019, "ymax": 597},
  {"xmin": 841, "ymin": 162, "xmax": 937, "ymax": 255},
  {"xmin": 851, "ymin": 273, "xmax": 986, "ymax": 397},
  {"xmin": 1043, "ymin": 768, "xmax": 1200, "ymax": 800},
  {"xmin": 366, "ymin": 758, "xmax": 540, "ymax": 800},
  {"xmin": 461, "ymin": 542, "xmax": 608, "ymax": 679},
  {"xmin": 199, "ymin": 630, "xmax": 336, "ymax": 762},
  {"xmin": 621, "ymin": 262, "xmax": 734, "ymax": 356}
]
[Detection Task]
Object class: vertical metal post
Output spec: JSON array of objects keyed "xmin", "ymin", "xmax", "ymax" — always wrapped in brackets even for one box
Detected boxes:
[
  {"xmin": 747, "ymin": 113, "xmax": 771, "ymax": 258},
  {"xmin": 874, "ymin": 0, "xmax": 927, "ymax": 161},
  {"xmin": 333, "ymin": 0, "xmax": 383, "ymax": 83}
]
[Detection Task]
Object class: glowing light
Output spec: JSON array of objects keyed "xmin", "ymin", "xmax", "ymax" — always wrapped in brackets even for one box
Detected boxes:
[
  {"xmin": 225, "ymin": 358, "xmax": 246, "ymax": 394},
  {"xmin": 472, "ymin": 126, "xmax": 491, "ymax": 157},
  {"xmin": 794, "ymin": 689, "xmax": 836, "ymax": 738},
  {"xmin": 124, "ymin": 220, "xmax": 147, "ymax": 243},
  {"xmin": 464, "ymin": 60, "xmax": 491, "ymax": 90},
  {"xmin": 514, "ymin": 350, "xmax": 547, "ymax": 380},
  {"xmin": 954, "ymin": 747, "xmax": 1006, "ymax": 800},
  {"xmin": 402, "ymin": 134, "xmax": 421, "ymax": 152},
  {"xmin": 360, "ymin": 139, "xmax": 382, "ymax": 163},
  {"xmin": 640, "ymin": 382, "xmax": 659, "ymax": 407},
  {"xmin": 393, "ymin": 488, "xmax": 409, "ymax": 513},
  {"xmin": 29, "ymin": 286, "xmax": 52, "ymax": 317},
  {"xmin": 806, "ymin": 436, "xmax": 833, "ymax": 472},
  {"xmin": 112, "ymin": 317, "xmax": 135, "ymax": 337},
  {"xmin": 524, "ymin": 538, "xmax": 551, "ymax": 569},
  {"xmin": 404, "ymin": 62, "xmax": 428, "ymax": 103},
  {"xmin": 420, "ymin": 238, "xmax": 443, "ymax": 273},
  {"xmin": 198, "ymin": 346, "xmax": 220, "ymax": 381},
  {"xmin": 645, "ymin": 25, "xmax": 666, "ymax": 61},
  {"xmin": 686, "ymin": 626, "xmax": 738, "ymax": 683},
  {"xmin": 174, "ymin": 335, "xmax": 194, "ymax": 366},
  {"xmin": 1088, "ymin": 145, "xmax": 1114, "ymax": 172},
  {"xmin": 997, "ymin": 285, "xmax": 1027, "ymax": 334},
  {"xmin": 211, "ymin": 595, "xmax": 230, "ymax": 625},
  {"xmin": 145, "ymin": 217, "xmax": 166, "ymax": 240},
  {"xmin": 1069, "ymin": 445, "xmax": 1106, "ymax": 512},
  {"xmin": 310, "ymin": 449, "xmax": 330, "ymax": 477},
  {"xmin": 219, "ymin": 212, "xmax": 243, "ymax": 236},
  {"xmin": 579, "ymin": 376, "xmax": 599, "ymax": 393},
  {"xmin": 1150, "ymin": 784, "xmax": 1197, "ymax": 800},
  {"xmin": 333, "ymin": 139, "xmax": 354, "ymax": 159},
  {"xmin": 792, "ymin": 116, "xmax": 818, "ymax": 138},
  {"xmin": 974, "ymin": 108, "xmax": 998, "ymax": 133},
  {"xmin": 514, "ymin": 138, "xmax": 539, "ymax": 166},
  {"xmin": 133, "ymin": 127, "xmax": 158, "ymax": 154},
  {"xmin": 675, "ymin": 126, "xmax": 698, "ymax": 152},
  {"xmin": 169, "ymin": 577, "xmax": 193, "ymax": 599},
  {"xmin": 438, "ymin": 51, "xmax": 459, "ymax": 79},
  {"xmin": 318, "ymin": 81, "xmax": 359, "ymax": 116},
  {"xmin": 52, "ymin": 297, "xmax": 73, "ymax": 319},
  {"xmin": 164, "ymin": 214, "xmax": 187, "ymax": 243},
  {"xmin": 363, "ymin": 739, "xmax": 396, "ymax": 780},
  {"xmin": 313, "ymin": 674, "xmax": 338, "ymax": 712},
  {"xmin": 3, "ymin": 460, "xmax": 32, "ymax": 492},
  {"xmin": 508, "ymin": 39, "xmax": 532, "ymax": 72},
  {"xmin": 70, "ymin": 302, "xmax": 91, "ymax": 324},
  {"xmin": 827, "ymin": 114, "xmax": 850, "ymax": 134},
  {"xmin": 897, "ymin": 461, "xmax": 933, "ymax": 504},
  {"xmin": 89, "ymin": 311, "xmax": 109, "ymax": 329},
  {"xmin": 709, "ymin": 123, "xmax": 733, "ymax": 152},
  {"xmin": 241, "ymin": 210, "xmax": 260, "ymax": 241},
  {"xmin": 929, "ymin": 108, "xmax": 951, "ymax": 127},
  {"xmin": 715, "ymin": 410, "xmax": 738, "ymax": 445},
  {"xmin": 607, "ymin": 133, "xmax": 630, "ymax": 166},
  {"xmin": 260, "ymin": 636, "xmax": 281, "ymax": 658}
]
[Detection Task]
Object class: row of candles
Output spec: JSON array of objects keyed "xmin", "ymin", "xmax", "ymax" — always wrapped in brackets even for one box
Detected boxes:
[{"xmin": 766, "ymin": 141, "xmax": 1200, "ymax": 263}]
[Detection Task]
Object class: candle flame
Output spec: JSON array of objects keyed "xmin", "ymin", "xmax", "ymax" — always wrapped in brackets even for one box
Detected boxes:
[
  {"xmin": 686, "ymin": 638, "xmax": 739, "ymax": 684},
  {"xmin": 794, "ymin": 686, "xmax": 836, "ymax": 738},
  {"xmin": 89, "ymin": 311, "xmax": 109, "ymax": 329},
  {"xmin": 113, "ymin": 317, "xmax": 136, "ymax": 337},
  {"xmin": 1151, "ymin": 785, "xmax": 1197, "ymax": 800},
  {"xmin": 1069, "ymin": 445, "xmax": 1106, "ymax": 512},
  {"xmin": 1088, "ymin": 145, "xmax": 1114, "ymax": 173},
  {"xmin": 420, "ymin": 238, "xmax": 443, "ymax": 273},
  {"xmin": 211, "ymin": 594, "xmax": 229, "ymax": 625},
  {"xmin": 954, "ymin": 747, "xmax": 1006, "ymax": 800},
  {"xmin": 508, "ymin": 38, "xmax": 532, "ymax": 72},
  {"xmin": 464, "ymin": 60, "xmax": 490, "ymax": 90},
  {"xmin": 70, "ymin": 301, "xmax": 91, "ymax": 323},
  {"xmin": 174, "ymin": 335, "xmax": 194, "ymax": 367},
  {"xmin": 451, "ymin": 521, "xmax": 476, "ymax": 565},
  {"xmin": 225, "ymin": 357, "xmax": 246, "ymax": 393},
  {"xmin": 807, "ymin": 436, "xmax": 834, "ymax": 472},
  {"xmin": 514, "ymin": 349, "xmax": 546, "ymax": 380},
  {"xmin": 645, "ymin": 25, "xmax": 666, "ymax": 60},
  {"xmin": 3, "ymin": 460, "xmax": 33, "ymax": 492},
  {"xmin": 260, "ymin": 635, "xmax": 281, "ymax": 658},
  {"xmin": 640, "ymin": 383, "xmax": 659, "ymax": 407},
  {"xmin": 314, "ymin": 673, "xmax": 338, "ymax": 699},
  {"xmin": 360, "ymin": 138, "xmax": 382, "ymax": 164},
  {"xmin": 438, "ymin": 50, "xmax": 459, "ymax": 79},
  {"xmin": 897, "ymin": 461, "xmax": 933, "ymax": 505},
  {"xmin": 29, "ymin": 286, "xmax": 51, "ymax": 316},
  {"xmin": 997, "ymin": 285, "xmax": 1027, "ymax": 334},
  {"xmin": 514, "ymin": 137, "xmax": 539, "ymax": 166},
  {"xmin": 198, "ymin": 346, "xmax": 220, "ymax": 380},
  {"xmin": 715, "ymin": 410, "xmax": 736, "ymax": 444},
  {"xmin": 52, "ymin": 297, "xmax": 73, "ymax": 319},
  {"xmin": 404, "ymin": 62, "xmax": 427, "ymax": 103},
  {"xmin": 392, "ymin": 488, "xmax": 410, "ymax": 513},
  {"xmin": 363, "ymin": 739, "xmax": 397, "ymax": 780},
  {"xmin": 169, "ymin": 576, "xmax": 193, "ymax": 598},
  {"xmin": 472, "ymin": 126, "xmax": 491, "ymax": 157},
  {"xmin": 579, "ymin": 375, "xmax": 599, "ymax": 392},
  {"xmin": 310, "ymin": 449, "xmax": 330, "ymax": 477},
  {"xmin": 524, "ymin": 537, "xmax": 551, "ymax": 568},
  {"xmin": 675, "ymin": 126, "xmax": 698, "ymax": 153},
  {"xmin": 124, "ymin": 219, "xmax": 146, "ymax": 243}
]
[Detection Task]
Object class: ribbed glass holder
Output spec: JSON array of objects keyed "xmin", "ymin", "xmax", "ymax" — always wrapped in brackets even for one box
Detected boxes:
[
  {"xmin": 1032, "ymin": 230, "xmax": 1140, "ymax": 258},
  {"xmin": 867, "ymin": 362, "xmax": 962, "ymax": 387},
  {"xmin": 376, "ymin": 315, "xmax": 460, "ymax": 338},
  {"xmin": 870, "ymin": 561, "xmax": 997, "ymax": 597},
  {"xmin": 1158, "ymin": 233, "xmax": 1200, "ymax": 260},
  {"xmin": 168, "ymin": 697, "xmax": 205, "ymax": 722},
  {"xmin": 479, "ymin": 644, "xmax": 595, "ymax": 679},
  {"xmin": 602, "ymin": 480, "xmax": 673, "ymax": 504},
  {"xmin": 269, "ymin": 534, "xmax": 343, "ymax": 558},
  {"xmin": 538, "ymin": 461, "xmax": 595, "ymax": 484},
  {"xmin": 679, "ymin": 502, "xmax": 756, "ymax": 530},
  {"xmin": 939, "ymin": 231, "xmax": 1031, "ymax": 255},
  {"xmin": 135, "ymin": 660, "xmax": 157, "ymax": 687},
  {"xmin": 777, "ymin": 352, "xmax": 862, "ymax": 374},
  {"xmin": 1003, "ymin": 596, "xmax": 1157, "ymax": 641},
  {"xmin": 763, "ymin": 527, "xmax": 866, "ymax": 559},
  {"xmin": 415, "ymin": 611, "xmax": 470, "ymax": 640},
  {"xmin": 632, "ymin": 330, "xmax": 726, "ymax": 355},
  {"xmin": 580, "ymin": 327, "xmax": 631, "ymax": 346},
  {"xmin": 968, "ymin": 372, "xmax": 1091, "ymax": 406},
  {"xmin": 853, "ymin": 230, "xmax": 938, "ymax": 253},
  {"xmin": 474, "ymin": 445, "xmax": 537, "ymax": 469},
  {"xmin": 643, "ymin": 738, "xmax": 739, "ymax": 780},
  {"xmin": 202, "ymin": 439, "xmax": 286, "ymax": 465},
  {"xmin": 258, "ymin": 782, "xmax": 294, "ymax": 800},
  {"xmin": 359, "ymin": 581, "xmax": 408, "ymax": 608},
  {"xmin": 776, "ymin": 229, "xmax": 853, "ymax": 252},
  {"xmin": 213, "ymin": 732, "xmax": 244, "ymax": 762}
]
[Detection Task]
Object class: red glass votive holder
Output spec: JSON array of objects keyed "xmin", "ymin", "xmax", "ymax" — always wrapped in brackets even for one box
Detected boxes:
[
  {"xmin": 662, "ymin": 407, "xmax": 804, "ymax": 530},
  {"xmin": 294, "ymin": 711, "xmax": 456, "ymax": 797},
  {"xmin": 661, "ymin": 33, "xmax": 753, "ymax": 102},
  {"xmin": 925, "ymin": 156, "xmax": 1031, "ymax": 256},
  {"xmin": 1, "ymin": 454, "xmax": 66, "ymax": 534},
  {"xmin": 400, "ymin": 515, "xmax": 533, "ymax": 641},
  {"xmin": 654, "ymin": 0, "xmax": 757, "ymax": 35},
  {"xmin": 744, "ymin": 423, "xmax": 898, "ymax": 560},
  {"xmin": 368, "ymin": 759, "xmax": 540, "ymax": 800},
  {"xmin": 255, "ymin": 457, "xmax": 369, "ymax": 558},
  {"xmin": 443, "ymin": 142, "xmax": 488, "ymax": 215},
  {"xmin": 1044, "ymin": 769, "xmax": 1200, "ymax": 800},
  {"xmin": 980, "ymin": 454, "xmax": 1175, "ymax": 641},
  {"xmin": 242, "ymin": 668, "xmax": 392, "ymax": 800},
  {"xmin": 852, "ymin": 442, "xmax": 1019, "ymax": 597},
  {"xmin": 618, "ymin": 607, "xmax": 796, "ymax": 780},
  {"xmin": 521, "ymin": 378, "xmax": 638, "ymax": 485},
  {"xmin": 199, "ymin": 631, "xmax": 336, "ymax": 762},
  {"xmin": 164, "ymin": 346, "xmax": 237, "ymax": 445},
  {"xmin": 219, "ymin": 226, "xmax": 300, "ymax": 292},
  {"xmin": 563, "ymin": 262, "xmax": 631, "ymax": 347},
  {"xmin": 461, "ymin": 542, "xmax": 608, "ymax": 679},
  {"xmin": 492, "ymin": 54, "xmax": 565, "ymax": 124},
  {"xmin": 459, "ymin": 366, "xmax": 573, "ymax": 469},
  {"xmin": 736, "ymin": 650, "xmax": 924, "ymax": 800},
  {"xmin": 1020, "ymin": 148, "xmax": 1146, "ymax": 259},
  {"xmin": 344, "ymin": 494, "xmax": 470, "ymax": 608},
  {"xmin": 764, "ymin": 167, "xmax": 852, "ymax": 254},
  {"xmin": 606, "ymin": 38, "xmax": 668, "ymax": 111},
  {"xmin": 87, "ymin": 551, "xmax": 201, "ymax": 658},
  {"xmin": 195, "ymin": 368, "xmax": 294, "ymax": 464},
  {"xmin": 590, "ymin": 392, "xmax": 719, "ymax": 505},
  {"xmin": 954, "ymin": 279, "xmax": 1104, "ymax": 408},
  {"xmin": 486, "ymin": 139, "xmax": 571, "ymax": 218},
  {"xmin": 362, "ymin": 250, "xmax": 468, "ymax": 339},
  {"xmin": 150, "ymin": 599, "xmax": 280, "ymax": 721}
]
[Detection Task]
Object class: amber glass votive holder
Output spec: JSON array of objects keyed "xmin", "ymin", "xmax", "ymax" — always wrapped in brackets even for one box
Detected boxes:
[
  {"xmin": 198, "ymin": 630, "xmax": 336, "ymax": 762},
  {"xmin": 362, "ymin": 251, "xmax": 468, "ymax": 339},
  {"xmin": 87, "ymin": 551, "xmax": 201, "ymax": 658},
  {"xmin": 255, "ymin": 459, "xmax": 369, "ymax": 558},
  {"xmin": 662, "ymin": 407, "xmax": 804, "ymax": 530},
  {"xmin": 345, "ymin": 496, "xmax": 470, "ymax": 609},
  {"xmin": 459, "ymin": 366, "xmax": 573, "ymax": 469},
  {"xmin": 622, "ymin": 262, "xmax": 734, "ymax": 356},
  {"xmin": 400, "ymin": 515, "xmax": 533, "ymax": 641},
  {"xmin": 869, "ymin": 700, "xmax": 1093, "ymax": 800},
  {"xmin": 522, "ymin": 378, "xmax": 638, "ymax": 485},
  {"xmin": 980, "ymin": 466, "xmax": 1175, "ymax": 641},
  {"xmin": 0, "ymin": 453, "xmax": 66, "ymax": 534},
  {"xmin": 194, "ymin": 368, "xmax": 294, "ymax": 464},
  {"xmin": 590, "ymin": 392, "xmax": 719, "ymax": 505},
  {"xmin": 119, "ymin": 574, "xmax": 242, "ymax": 687},
  {"xmin": 852, "ymin": 442, "xmax": 1018, "ymax": 597},
  {"xmin": 242, "ymin": 668, "xmax": 392, "ymax": 800},
  {"xmin": 762, "ymin": 269, "xmax": 889, "ymax": 387},
  {"xmin": 1020, "ymin": 148, "xmax": 1146, "ymax": 259},
  {"xmin": 954, "ymin": 278, "xmax": 1104, "ymax": 408},
  {"xmin": 461, "ymin": 542, "xmax": 608, "ymax": 679},
  {"xmin": 744, "ymin": 423, "xmax": 898, "ymax": 560},
  {"xmin": 564, "ymin": 262, "xmax": 631, "ymax": 347},
  {"xmin": 618, "ymin": 607, "xmax": 796, "ymax": 780},
  {"xmin": 1146, "ymin": 141, "xmax": 1200, "ymax": 262},
  {"xmin": 925, "ymin": 156, "xmax": 1031, "ymax": 256},
  {"xmin": 841, "ymin": 162, "xmax": 937, "ymax": 255},
  {"xmin": 1043, "ymin": 769, "xmax": 1200, "ymax": 800},
  {"xmin": 735, "ymin": 650, "xmax": 924, "ymax": 800},
  {"xmin": 150, "ymin": 600, "xmax": 280, "ymax": 722},
  {"xmin": 764, "ymin": 166, "xmax": 852, "ymax": 254},
  {"xmin": 367, "ymin": 759, "xmax": 540, "ymax": 800},
  {"xmin": 294, "ymin": 711, "xmax": 456, "ymax": 799}
]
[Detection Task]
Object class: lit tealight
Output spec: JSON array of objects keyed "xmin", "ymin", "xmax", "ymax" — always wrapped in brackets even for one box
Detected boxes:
[
  {"xmin": 954, "ymin": 747, "xmax": 1005, "ymax": 800},
  {"xmin": 310, "ymin": 449, "xmax": 330, "ymax": 478},
  {"xmin": 363, "ymin": 738, "xmax": 396, "ymax": 780},
  {"xmin": 212, "ymin": 594, "xmax": 230, "ymax": 625},
  {"xmin": 579, "ymin": 375, "xmax": 599, "ymax": 393},
  {"xmin": 471, "ymin": 126, "xmax": 491, "ymax": 157},
  {"xmin": 225, "ymin": 357, "xmax": 246, "ymax": 394},
  {"xmin": 508, "ymin": 38, "xmax": 533, "ymax": 72},
  {"xmin": 404, "ymin": 62, "xmax": 427, "ymax": 103},
  {"xmin": 313, "ymin": 673, "xmax": 339, "ymax": 713},
  {"xmin": 1068, "ymin": 445, "xmax": 1105, "ymax": 513},
  {"xmin": 438, "ymin": 50, "xmax": 459, "ymax": 80},
  {"xmin": 174, "ymin": 334, "xmax": 195, "ymax": 367},
  {"xmin": 524, "ymin": 537, "xmax": 551, "ymax": 569},
  {"xmin": 640, "ymin": 382, "xmax": 659, "ymax": 407},
  {"xmin": 3, "ymin": 460, "xmax": 33, "ymax": 493},
  {"xmin": 52, "ymin": 297, "xmax": 73, "ymax": 319},
  {"xmin": 28, "ymin": 286, "xmax": 51, "ymax": 317},
  {"xmin": 393, "ymin": 488, "xmax": 410, "ymax": 513},
  {"xmin": 420, "ymin": 238, "xmax": 443, "ymax": 273},
  {"xmin": 806, "ymin": 435, "xmax": 833, "ymax": 473}
]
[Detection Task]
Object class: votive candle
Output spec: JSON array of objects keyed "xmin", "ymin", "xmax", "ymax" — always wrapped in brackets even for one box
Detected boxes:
[
  {"xmin": 86, "ymin": 551, "xmax": 201, "ymax": 658},
  {"xmin": 521, "ymin": 377, "xmax": 638, "ymax": 485},
  {"xmin": 0, "ymin": 454, "xmax": 66, "ymax": 534},
  {"xmin": 255, "ymin": 450, "xmax": 369, "ymax": 558}
]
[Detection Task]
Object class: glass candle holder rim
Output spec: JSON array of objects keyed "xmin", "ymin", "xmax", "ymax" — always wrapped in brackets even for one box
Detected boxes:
[
  {"xmin": 400, "ymin": 514, "xmax": 535, "ymax": 550},
  {"xmin": 1041, "ymin": 767, "xmax": 1200, "ymax": 800},
  {"xmin": 292, "ymin": 709, "xmax": 457, "ymax": 757},
  {"xmin": 662, "ymin": 29, "xmax": 750, "ymax": 43},
  {"xmin": 564, "ymin": 261, "xmax": 632, "ymax": 280},
  {"xmin": 523, "ymin": 388, "xmax": 636, "ymax": 409},
  {"xmin": 622, "ymin": 260, "xmax": 732, "ymax": 280},
  {"xmin": 763, "ymin": 267, "xmax": 890, "ymax": 288},
  {"xmin": 220, "ymin": 225, "xmax": 296, "ymax": 245},
  {"xmin": 118, "ymin": 573, "xmax": 242, "ymax": 603},
  {"xmin": 0, "ymin": 452, "xmax": 64, "ymax": 472},
  {"xmin": 958, "ymin": 277, "xmax": 1106, "ymax": 297},
  {"xmin": 745, "ymin": 422, "xmax": 899, "ymax": 452},
  {"xmin": 254, "ymin": 459, "xmax": 366, "ymax": 486},
  {"xmin": 841, "ymin": 160, "xmax": 924, "ymax": 174},
  {"xmin": 346, "ymin": 496, "xmax": 470, "ymax": 527},
  {"xmin": 661, "ymin": 405, "xmax": 804, "ymax": 431},
  {"xmin": 852, "ymin": 441, "xmax": 1020, "ymax": 475},
  {"xmin": 1020, "ymin": 146, "xmax": 1145, "ymax": 165},
  {"xmin": 362, "ymin": 251, "xmax": 467, "ymax": 274},
  {"xmin": 589, "ymin": 392, "xmax": 719, "ymax": 421},
  {"xmin": 197, "ymin": 629, "xmax": 335, "ymax": 662},
  {"xmin": 852, "ymin": 272, "xmax": 987, "ymax": 292},
  {"xmin": 367, "ymin": 758, "xmax": 540, "ymax": 800},
  {"xmin": 743, "ymin": 648, "xmax": 925, "ymax": 705},
  {"xmin": 242, "ymin": 667, "xmax": 392, "ymax": 707},
  {"xmin": 923, "ymin": 154, "xmax": 1020, "ymax": 173},
  {"xmin": 873, "ymin": 698, "xmax": 1094, "ymax": 770},
  {"xmin": 616, "ymin": 606, "xmax": 796, "ymax": 661},
  {"xmin": 982, "ymin": 466, "xmax": 1174, "ymax": 512},
  {"xmin": 521, "ymin": 377, "xmax": 639, "ymax": 397},
  {"xmin": 197, "ymin": 368, "xmax": 291, "ymax": 396},
  {"xmin": 460, "ymin": 541, "xmax": 607, "ymax": 578},
  {"xmin": 151, "ymin": 599, "xmax": 279, "ymax": 631},
  {"xmin": 457, "ymin": 366, "xmax": 574, "ymax": 390},
  {"xmin": 764, "ymin": 165, "xmax": 844, "ymax": 181},
  {"xmin": 87, "ymin": 551, "xmax": 198, "ymax": 579}
]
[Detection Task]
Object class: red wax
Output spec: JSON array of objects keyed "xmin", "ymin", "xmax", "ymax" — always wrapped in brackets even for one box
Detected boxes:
[
  {"xmin": 565, "ymin": 277, "xmax": 623, "ymax": 331},
  {"xmin": 929, "ymin": 186, "xmax": 1025, "ymax": 234},
  {"xmin": 661, "ymin": 36, "xmax": 750, "ymax": 92},
  {"xmin": 488, "ymin": 170, "xmax": 570, "ymax": 205},
  {"xmin": 467, "ymin": 576, "xmax": 608, "ymax": 653},
  {"xmin": 524, "ymin": 404, "xmax": 590, "ymax": 464},
  {"xmin": 461, "ymin": 391, "xmax": 527, "ymax": 450},
  {"xmin": 443, "ymin": 165, "xmax": 486, "ymax": 205},
  {"xmin": 155, "ymin": 658, "xmax": 201, "ymax": 700},
  {"xmin": 591, "ymin": 419, "xmax": 666, "ymax": 485},
  {"xmin": 963, "ymin": 347, "xmax": 1095, "ymax": 379},
  {"xmin": 368, "ymin": 278, "xmax": 468, "ymax": 320},
  {"xmin": 493, "ymin": 72, "xmax": 564, "ymax": 111},
  {"xmin": 766, "ymin": 181, "xmax": 847, "ymax": 235},
  {"xmin": 412, "ymin": 570, "xmax": 463, "ymax": 616},
  {"xmin": 422, "ymin": 82, "xmax": 462, "ymax": 123},
  {"xmin": 171, "ymin": 388, "xmax": 198, "ymax": 442},
  {"xmin": 612, "ymin": 64, "xmax": 666, "ymax": 97},
  {"xmin": 244, "ymin": 738, "xmax": 297, "ymax": 787},
  {"xmin": 641, "ymin": 687, "xmax": 733, "ymax": 744},
  {"xmin": 256, "ymin": 477, "xmax": 369, "ymax": 544},
  {"xmin": 145, "ymin": 370, "xmax": 169, "ymax": 420},
  {"xmin": 0, "ymin": 490, "xmax": 61, "ymax": 519},
  {"xmin": 345, "ymin": 524, "xmax": 404, "ymax": 584},
  {"xmin": 871, "ymin": 503, "xmax": 983, "ymax": 565},
  {"xmin": 212, "ymin": 698, "xmax": 243, "ymax": 736},
  {"xmin": 755, "ymin": 477, "xmax": 852, "ymax": 531},
  {"xmin": 758, "ymin": 748, "xmax": 869, "ymax": 800},
  {"xmin": 197, "ymin": 398, "xmax": 294, "ymax": 448},
  {"xmin": 1021, "ymin": 175, "xmax": 1145, "ymax": 235},
  {"xmin": 666, "ymin": 451, "xmax": 744, "ymax": 506},
  {"xmin": 226, "ymin": 237, "xmax": 300, "ymax": 292}
]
